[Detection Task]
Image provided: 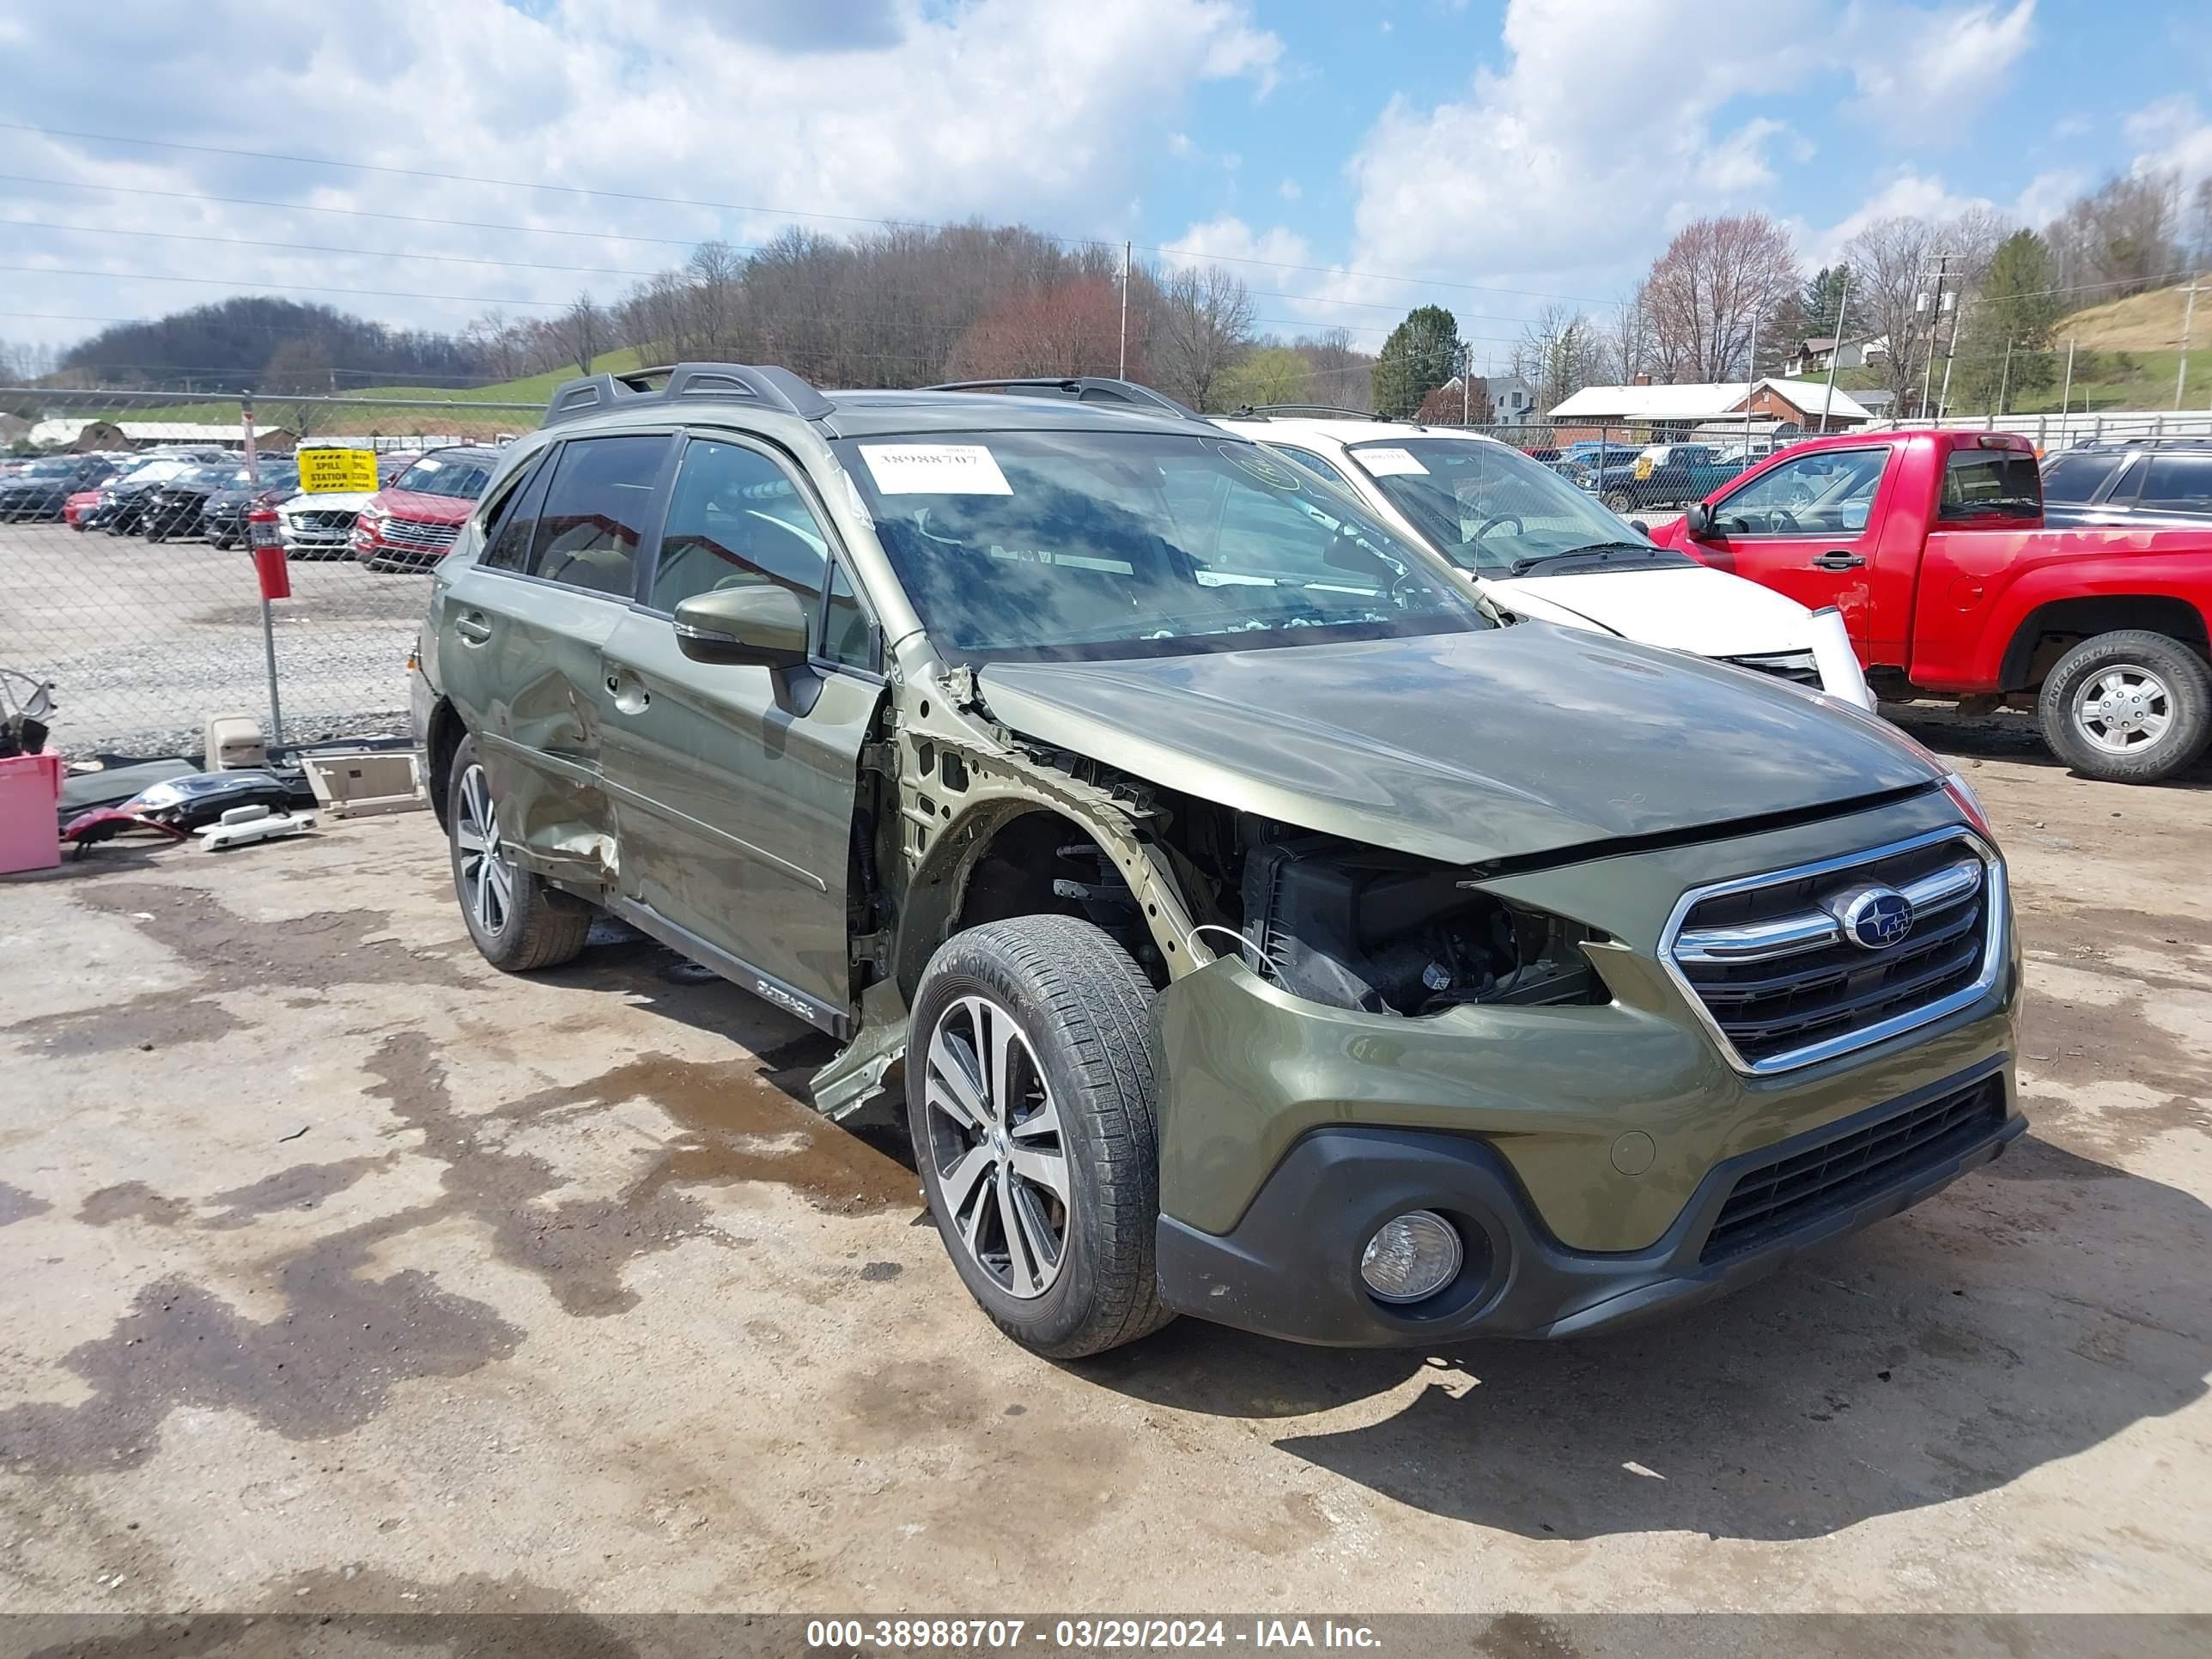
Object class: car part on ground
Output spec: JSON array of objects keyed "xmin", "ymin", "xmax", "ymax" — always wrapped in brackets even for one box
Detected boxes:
[
  {"xmin": 411, "ymin": 360, "xmax": 2021, "ymax": 1358},
  {"xmin": 191, "ymin": 803, "xmax": 316, "ymax": 850}
]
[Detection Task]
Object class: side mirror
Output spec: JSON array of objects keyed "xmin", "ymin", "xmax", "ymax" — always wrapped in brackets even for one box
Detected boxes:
[
  {"xmin": 673, "ymin": 585, "xmax": 811, "ymax": 668},
  {"xmin": 1683, "ymin": 502, "xmax": 1715, "ymax": 538},
  {"xmin": 1627, "ymin": 518, "xmax": 1650, "ymax": 538}
]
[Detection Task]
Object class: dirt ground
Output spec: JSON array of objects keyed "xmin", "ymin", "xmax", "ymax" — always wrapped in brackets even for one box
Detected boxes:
[{"xmin": 3, "ymin": 709, "xmax": 2209, "ymax": 1623}]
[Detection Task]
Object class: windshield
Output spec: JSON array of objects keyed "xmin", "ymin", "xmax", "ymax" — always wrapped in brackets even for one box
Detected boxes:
[
  {"xmin": 836, "ymin": 430, "xmax": 1484, "ymax": 663},
  {"xmin": 1346, "ymin": 437, "xmax": 1692, "ymax": 576},
  {"xmin": 20, "ymin": 459, "xmax": 77, "ymax": 477},
  {"xmin": 393, "ymin": 455, "xmax": 492, "ymax": 498}
]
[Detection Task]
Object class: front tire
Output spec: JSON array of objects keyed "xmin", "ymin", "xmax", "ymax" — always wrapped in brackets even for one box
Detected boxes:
[
  {"xmin": 1603, "ymin": 488, "xmax": 1634, "ymax": 513},
  {"xmin": 2038, "ymin": 629, "xmax": 2212, "ymax": 783},
  {"xmin": 907, "ymin": 916, "xmax": 1172, "ymax": 1359},
  {"xmin": 447, "ymin": 733, "xmax": 594, "ymax": 971}
]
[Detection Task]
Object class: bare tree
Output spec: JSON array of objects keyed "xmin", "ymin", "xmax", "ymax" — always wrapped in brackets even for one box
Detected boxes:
[
  {"xmin": 2194, "ymin": 176, "xmax": 2212, "ymax": 272},
  {"xmin": 1512, "ymin": 306, "xmax": 1607, "ymax": 408},
  {"xmin": 1291, "ymin": 326, "xmax": 1373, "ymax": 410},
  {"xmin": 2048, "ymin": 172, "xmax": 2185, "ymax": 301},
  {"xmin": 1841, "ymin": 215, "xmax": 1946, "ymax": 409},
  {"xmin": 558, "ymin": 293, "xmax": 605, "ymax": 374},
  {"xmin": 1607, "ymin": 286, "xmax": 1657, "ymax": 385},
  {"xmin": 1150, "ymin": 264, "xmax": 1255, "ymax": 410},
  {"xmin": 1640, "ymin": 213, "xmax": 1802, "ymax": 382}
]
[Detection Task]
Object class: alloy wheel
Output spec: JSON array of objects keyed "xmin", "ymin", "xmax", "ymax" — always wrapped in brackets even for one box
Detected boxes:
[
  {"xmin": 454, "ymin": 763, "xmax": 515, "ymax": 938},
  {"xmin": 2073, "ymin": 664, "xmax": 2172, "ymax": 754},
  {"xmin": 921, "ymin": 994, "xmax": 1071, "ymax": 1300}
]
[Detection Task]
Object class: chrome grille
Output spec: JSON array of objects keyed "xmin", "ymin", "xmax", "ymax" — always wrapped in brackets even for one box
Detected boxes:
[
  {"xmin": 294, "ymin": 509, "xmax": 357, "ymax": 531},
  {"xmin": 381, "ymin": 518, "xmax": 461, "ymax": 551},
  {"xmin": 1662, "ymin": 828, "xmax": 2003, "ymax": 1074}
]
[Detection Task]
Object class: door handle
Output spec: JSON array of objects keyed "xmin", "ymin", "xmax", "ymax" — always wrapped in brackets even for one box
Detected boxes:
[
  {"xmin": 453, "ymin": 613, "xmax": 491, "ymax": 645},
  {"xmin": 1810, "ymin": 550, "xmax": 1865, "ymax": 571}
]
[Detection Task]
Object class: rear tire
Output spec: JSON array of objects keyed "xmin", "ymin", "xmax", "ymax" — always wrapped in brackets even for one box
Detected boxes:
[
  {"xmin": 1603, "ymin": 489, "xmax": 1634, "ymax": 513},
  {"xmin": 2039, "ymin": 629, "xmax": 2212, "ymax": 783},
  {"xmin": 907, "ymin": 915, "xmax": 1173, "ymax": 1359},
  {"xmin": 446, "ymin": 733, "xmax": 594, "ymax": 971}
]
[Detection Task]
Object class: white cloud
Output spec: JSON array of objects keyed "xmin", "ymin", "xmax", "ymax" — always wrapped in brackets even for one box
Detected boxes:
[
  {"xmin": 0, "ymin": 0, "xmax": 1284, "ymax": 346},
  {"xmin": 1340, "ymin": 0, "xmax": 1820, "ymax": 289},
  {"xmin": 1846, "ymin": 2, "xmax": 2037, "ymax": 137},
  {"xmin": 2124, "ymin": 95, "xmax": 2212, "ymax": 189},
  {"xmin": 1277, "ymin": 178, "xmax": 1301, "ymax": 202}
]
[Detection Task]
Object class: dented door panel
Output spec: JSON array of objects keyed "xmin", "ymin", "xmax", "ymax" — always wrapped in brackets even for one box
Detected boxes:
[{"xmin": 437, "ymin": 562, "xmax": 626, "ymax": 885}]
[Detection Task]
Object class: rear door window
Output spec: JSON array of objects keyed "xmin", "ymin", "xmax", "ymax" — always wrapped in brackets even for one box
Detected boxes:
[
  {"xmin": 1938, "ymin": 450, "xmax": 2041, "ymax": 521},
  {"xmin": 2136, "ymin": 453, "xmax": 2212, "ymax": 514},
  {"xmin": 527, "ymin": 434, "xmax": 670, "ymax": 597}
]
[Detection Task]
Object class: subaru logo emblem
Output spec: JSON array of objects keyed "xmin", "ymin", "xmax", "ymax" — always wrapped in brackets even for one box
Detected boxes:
[{"xmin": 1831, "ymin": 884, "xmax": 1915, "ymax": 951}]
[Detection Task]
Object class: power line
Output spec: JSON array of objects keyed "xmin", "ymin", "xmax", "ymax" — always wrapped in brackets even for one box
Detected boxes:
[
  {"xmin": 3, "ymin": 119, "xmax": 1616, "ymax": 309},
  {"xmin": 3, "ymin": 219, "xmax": 666, "ymax": 280},
  {"xmin": 0, "ymin": 264, "xmax": 571, "ymax": 309}
]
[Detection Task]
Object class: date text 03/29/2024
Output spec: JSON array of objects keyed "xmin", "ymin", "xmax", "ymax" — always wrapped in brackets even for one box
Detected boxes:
[{"xmin": 805, "ymin": 1618, "xmax": 1383, "ymax": 1650}]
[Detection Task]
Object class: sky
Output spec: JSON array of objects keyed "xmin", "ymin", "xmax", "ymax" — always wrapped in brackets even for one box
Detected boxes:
[{"xmin": 3, "ymin": 0, "xmax": 2210, "ymax": 379}]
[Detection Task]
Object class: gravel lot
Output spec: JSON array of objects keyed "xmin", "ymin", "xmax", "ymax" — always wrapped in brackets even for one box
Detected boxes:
[
  {"xmin": 0, "ymin": 521, "xmax": 422, "ymax": 756},
  {"xmin": 3, "ymin": 680, "xmax": 2209, "ymax": 1637}
]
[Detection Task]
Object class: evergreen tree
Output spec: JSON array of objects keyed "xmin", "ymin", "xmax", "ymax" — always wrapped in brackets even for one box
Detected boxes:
[
  {"xmin": 1802, "ymin": 266, "xmax": 1852, "ymax": 338},
  {"xmin": 1372, "ymin": 305, "xmax": 1463, "ymax": 418}
]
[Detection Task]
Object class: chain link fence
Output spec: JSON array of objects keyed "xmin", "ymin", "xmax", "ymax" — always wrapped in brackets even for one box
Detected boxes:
[{"xmin": 0, "ymin": 388, "xmax": 534, "ymax": 757}]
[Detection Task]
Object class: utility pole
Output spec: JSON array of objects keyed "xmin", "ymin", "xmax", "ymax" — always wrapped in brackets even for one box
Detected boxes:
[
  {"xmin": 1820, "ymin": 270, "xmax": 1852, "ymax": 434},
  {"xmin": 1462, "ymin": 343, "xmax": 1472, "ymax": 424},
  {"xmin": 2175, "ymin": 278, "xmax": 2197, "ymax": 410},
  {"xmin": 1918, "ymin": 254, "xmax": 1948, "ymax": 420},
  {"xmin": 1744, "ymin": 312, "xmax": 1759, "ymax": 447},
  {"xmin": 1996, "ymin": 337, "xmax": 2014, "ymax": 417},
  {"xmin": 1118, "ymin": 241, "xmax": 1131, "ymax": 380},
  {"xmin": 1937, "ymin": 290, "xmax": 1964, "ymax": 418},
  {"xmin": 2060, "ymin": 337, "xmax": 2076, "ymax": 416}
]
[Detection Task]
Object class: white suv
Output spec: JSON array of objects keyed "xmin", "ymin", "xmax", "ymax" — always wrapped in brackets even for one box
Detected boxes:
[{"xmin": 1212, "ymin": 413, "xmax": 1875, "ymax": 709}]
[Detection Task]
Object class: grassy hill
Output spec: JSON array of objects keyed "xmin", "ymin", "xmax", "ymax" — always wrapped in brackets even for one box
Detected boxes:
[
  {"xmin": 1826, "ymin": 283, "xmax": 2210, "ymax": 416},
  {"xmin": 52, "ymin": 348, "xmax": 651, "ymax": 437}
]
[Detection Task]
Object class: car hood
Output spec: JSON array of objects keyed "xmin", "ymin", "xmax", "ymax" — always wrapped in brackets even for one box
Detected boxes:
[
  {"xmin": 280, "ymin": 490, "xmax": 373, "ymax": 513},
  {"xmin": 975, "ymin": 624, "xmax": 1935, "ymax": 866},
  {"xmin": 1482, "ymin": 563, "xmax": 1816, "ymax": 659},
  {"xmin": 369, "ymin": 487, "xmax": 476, "ymax": 523}
]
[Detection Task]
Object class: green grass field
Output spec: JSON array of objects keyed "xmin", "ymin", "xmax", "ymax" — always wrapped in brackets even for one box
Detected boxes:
[{"xmin": 64, "ymin": 348, "xmax": 652, "ymax": 436}]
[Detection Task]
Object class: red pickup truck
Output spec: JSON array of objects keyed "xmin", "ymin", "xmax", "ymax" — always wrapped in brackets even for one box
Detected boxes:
[{"xmin": 1653, "ymin": 428, "xmax": 2212, "ymax": 783}]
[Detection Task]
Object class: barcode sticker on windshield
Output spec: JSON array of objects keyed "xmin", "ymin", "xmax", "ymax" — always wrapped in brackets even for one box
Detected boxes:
[
  {"xmin": 1356, "ymin": 447, "xmax": 1428, "ymax": 477},
  {"xmin": 859, "ymin": 443, "xmax": 1013, "ymax": 495}
]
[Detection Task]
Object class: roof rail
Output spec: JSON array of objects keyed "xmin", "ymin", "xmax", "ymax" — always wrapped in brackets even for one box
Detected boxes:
[
  {"xmin": 926, "ymin": 377, "xmax": 1206, "ymax": 421},
  {"xmin": 544, "ymin": 362, "xmax": 834, "ymax": 427},
  {"xmin": 1232, "ymin": 403, "xmax": 1395, "ymax": 422}
]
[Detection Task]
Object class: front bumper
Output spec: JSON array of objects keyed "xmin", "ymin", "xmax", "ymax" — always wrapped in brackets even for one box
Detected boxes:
[{"xmin": 1156, "ymin": 1059, "xmax": 2021, "ymax": 1346}]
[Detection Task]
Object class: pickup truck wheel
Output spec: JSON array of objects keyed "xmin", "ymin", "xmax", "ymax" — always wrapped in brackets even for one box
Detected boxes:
[
  {"xmin": 908, "ymin": 916, "xmax": 1173, "ymax": 1359},
  {"xmin": 447, "ymin": 734, "xmax": 594, "ymax": 971},
  {"xmin": 2039, "ymin": 629, "xmax": 2212, "ymax": 783},
  {"xmin": 1602, "ymin": 489, "xmax": 1634, "ymax": 513}
]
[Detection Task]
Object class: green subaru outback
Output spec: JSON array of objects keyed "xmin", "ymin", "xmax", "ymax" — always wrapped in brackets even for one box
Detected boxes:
[{"xmin": 412, "ymin": 364, "xmax": 2021, "ymax": 1358}]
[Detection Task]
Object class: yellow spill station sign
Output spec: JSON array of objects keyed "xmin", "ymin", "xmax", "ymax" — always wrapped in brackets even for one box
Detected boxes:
[{"xmin": 297, "ymin": 447, "xmax": 380, "ymax": 494}]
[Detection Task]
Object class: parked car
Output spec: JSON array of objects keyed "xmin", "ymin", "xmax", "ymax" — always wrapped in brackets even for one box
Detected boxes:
[
  {"xmin": 1588, "ymin": 442, "xmax": 1752, "ymax": 513},
  {"xmin": 201, "ymin": 459, "xmax": 303, "ymax": 550},
  {"xmin": 414, "ymin": 361, "xmax": 2019, "ymax": 1358},
  {"xmin": 1210, "ymin": 411, "xmax": 1875, "ymax": 707},
  {"xmin": 85, "ymin": 453, "xmax": 230, "ymax": 535},
  {"xmin": 1654, "ymin": 428, "xmax": 2212, "ymax": 782},
  {"xmin": 142, "ymin": 462, "xmax": 255, "ymax": 543},
  {"xmin": 2040, "ymin": 437, "xmax": 2212, "ymax": 531},
  {"xmin": 0, "ymin": 453, "xmax": 118, "ymax": 521},
  {"xmin": 63, "ymin": 487, "xmax": 106, "ymax": 529},
  {"xmin": 276, "ymin": 451, "xmax": 420, "ymax": 558},
  {"xmin": 351, "ymin": 447, "xmax": 501, "ymax": 570}
]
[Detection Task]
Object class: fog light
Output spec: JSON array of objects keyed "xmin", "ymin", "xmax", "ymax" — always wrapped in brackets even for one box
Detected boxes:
[{"xmin": 1359, "ymin": 1211, "xmax": 1462, "ymax": 1304}]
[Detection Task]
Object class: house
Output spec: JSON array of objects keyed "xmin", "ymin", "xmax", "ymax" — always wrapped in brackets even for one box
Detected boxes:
[
  {"xmin": 1784, "ymin": 337, "xmax": 1891, "ymax": 375},
  {"xmin": 1547, "ymin": 377, "xmax": 1872, "ymax": 441},
  {"xmin": 31, "ymin": 418, "xmax": 270, "ymax": 453},
  {"xmin": 1484, "ymin": 376, "xmax": 1540, "ymax": 427}
]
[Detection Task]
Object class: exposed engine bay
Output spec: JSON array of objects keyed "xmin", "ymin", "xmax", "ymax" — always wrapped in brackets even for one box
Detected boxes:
[{"xmin": 1237, "ymin": 836, "xmax": 1607, "ymax": 1015}]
